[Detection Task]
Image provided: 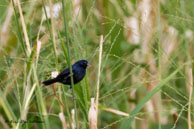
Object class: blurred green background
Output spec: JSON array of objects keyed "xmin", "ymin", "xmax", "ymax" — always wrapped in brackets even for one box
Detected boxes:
[{"xmin": 0, "ymin": 0, "xmax": 193, "ymax": 129}]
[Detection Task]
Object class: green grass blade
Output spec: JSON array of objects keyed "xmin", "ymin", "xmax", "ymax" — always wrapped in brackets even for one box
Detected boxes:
[
  {"xmin": 120, "ymin": 66, "xmax": 183, "ymax": 129},
  {"xmin": 0, "ymin": 90, "xmax": 17, "ymax": 128},
  {"xmin": 26, "ymin": 46, "xmax": 36, "ymax": 75},
  {"xmin": 61, "ymin": 0, "xmax": 79, "ymax": 128}
]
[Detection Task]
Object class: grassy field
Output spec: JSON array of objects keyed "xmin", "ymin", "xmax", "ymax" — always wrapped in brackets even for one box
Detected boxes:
[{"xmin": 0, "ymin": 0, "xmax": 193, "ymax": 129}]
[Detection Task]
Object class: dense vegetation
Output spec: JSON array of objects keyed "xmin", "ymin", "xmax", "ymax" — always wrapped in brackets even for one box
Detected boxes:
[{"xmin": 0, "ymin": 0, "xmax": 193, "ymax": 129}]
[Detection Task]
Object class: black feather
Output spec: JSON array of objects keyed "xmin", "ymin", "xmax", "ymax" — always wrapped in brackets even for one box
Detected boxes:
[
  {"xmin": 42, "ymin": 60, "xmax": 91, "ymax": 86},
  {"xmin": 43, "ymin": 78, "xmax": 58, "ymax": 85}
]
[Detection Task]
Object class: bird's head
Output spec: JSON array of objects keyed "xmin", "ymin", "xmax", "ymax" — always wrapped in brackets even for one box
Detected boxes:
[{"xmin": 75, "ymin": 60, "xmax": 92, "ymax": 69}]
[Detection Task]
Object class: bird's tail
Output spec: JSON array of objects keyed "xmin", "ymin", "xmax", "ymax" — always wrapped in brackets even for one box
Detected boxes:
[{"xmin": 42, "ymin": 78, "xmax": 58, "ymax": 86}]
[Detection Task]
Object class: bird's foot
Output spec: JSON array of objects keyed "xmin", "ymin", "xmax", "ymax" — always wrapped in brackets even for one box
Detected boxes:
[
  {"xmin": 70, "ymin": 85, "xmax": 76, "ymax": 100},
  {"xmin": 73, "ymin": 96, "xmax": 77, "ymax": 100}
]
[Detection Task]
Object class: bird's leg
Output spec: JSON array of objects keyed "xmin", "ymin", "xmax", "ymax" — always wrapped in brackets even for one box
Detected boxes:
[
  {"xmin": 70, "ymin": 85, "xmax": 76, "ymax": 100},
  {"xmin": 73, "ymin": 95, "xmax": 77, "ymax": 101}
]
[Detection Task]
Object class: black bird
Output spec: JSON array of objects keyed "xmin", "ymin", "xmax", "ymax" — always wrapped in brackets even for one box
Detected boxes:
[{"xmin": 43, "ymin": 60, "xmax": 91, "ymax": 87}]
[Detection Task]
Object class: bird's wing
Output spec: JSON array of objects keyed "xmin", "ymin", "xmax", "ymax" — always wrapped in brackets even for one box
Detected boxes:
[{"xmin": 57, "ymin": 67, "xmax": 74, "ymax": 80}]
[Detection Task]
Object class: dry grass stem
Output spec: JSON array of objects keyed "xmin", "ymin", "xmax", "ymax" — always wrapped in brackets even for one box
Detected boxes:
[
  {"xmin": 186, "ymin": 67, "xmax": 193, "ymax": 129},
  {"xmin": 88, "ymin": 98, "xmax": 97, "ymax": 129},
  {"xmin": 59, "ymin": 112, "xmax": 68, "ymax": 129},
  {"xmin": 101, "ymin": 106, "xmax": 145, "ymax": 120},
  {"xmin": 95, "ymin": 35, "xmax": 103, "ymax": 126},
  {"xmin": 51, "ymin": 71, "xmax": 66, "ymax": 109},
  {"xmin": 101, "ymin": 107, "xmax": 129, "ymax": 117},
  {"xmin": 16, "ymin": 0, "xmax": 31, "ymax": 55},
  {"xmin": 71, "ymin": 109, "xmax": 76, "ymax": 129}
]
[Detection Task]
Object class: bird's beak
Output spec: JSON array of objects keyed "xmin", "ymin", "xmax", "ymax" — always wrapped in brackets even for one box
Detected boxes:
[{"xmin": 87, "ymin": 62, "xmax": 92, "ymax": 66}]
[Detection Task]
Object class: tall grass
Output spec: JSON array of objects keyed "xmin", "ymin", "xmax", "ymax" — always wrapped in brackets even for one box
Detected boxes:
[{"xmin": 0, "ymin": 0, "xmax": 193, "ymax": 129}]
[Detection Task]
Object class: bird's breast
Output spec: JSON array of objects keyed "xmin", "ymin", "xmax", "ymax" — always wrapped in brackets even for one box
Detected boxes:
[{"xmin": 73, "ymin": 68, "xmax": 86, "ymax": 84}]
